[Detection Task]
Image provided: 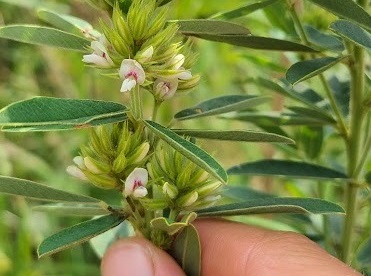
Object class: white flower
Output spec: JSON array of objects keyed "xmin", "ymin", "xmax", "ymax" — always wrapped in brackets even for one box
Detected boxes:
[
  {"xmin": 154, "ymin": 78, "xmax": 179, "ymax": 100},
  {"xmin": 136, "ymin": 46, "xmax": 154, "ymax": 63},
  {"xmin": 66, "ymin": 165, "xmax": 88, "ymax": 181},
  {"xmin": 169, "ymin": 54, "xmax": 192, "ymax": 80},
  {"xmin": 124, "ymin": 168, "xmax": 148, "ymax": 198},
  {"xmin": 119, "ymin": 59, "xmax": 146, "ymax": 93},
  {"xmin": 82, "ymin": 36, "xmax": 114, "ymax": 67}
]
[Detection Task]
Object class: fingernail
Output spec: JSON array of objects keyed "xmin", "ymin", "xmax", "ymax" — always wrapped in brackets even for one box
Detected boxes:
[{"xmin": 102, "ymin": 241, "xmax": 154, "ymax": 276}]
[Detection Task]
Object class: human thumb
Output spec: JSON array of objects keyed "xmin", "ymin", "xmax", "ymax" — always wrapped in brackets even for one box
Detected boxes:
[{"xmin": 101, "ymin": 237, "xmax": 185, "ymax": 276}]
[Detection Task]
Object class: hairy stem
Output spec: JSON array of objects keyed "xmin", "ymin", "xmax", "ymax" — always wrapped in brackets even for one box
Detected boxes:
[{"xmin": 131, "ymin": 85, "xmax": 143, "ymax": 120}]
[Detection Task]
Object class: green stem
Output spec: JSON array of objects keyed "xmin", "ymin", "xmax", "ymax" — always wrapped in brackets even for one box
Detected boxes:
[
  {"xmin": 131, "ymin": 85, "xmax": 143, "ymax": 120},
  {"xmin": 285, "ymin": 0, "xmax": 348, "ymax": 137},
  {"xmin": 342, "ymin": 43, "xmax": 366, "ymax": 264},
  {"xmin": 152, "ymin": 101, "xmax": 161, "ymax": 121},
  {"xmin": 354, "ymin": 133, "xmax": 371, "ymax": 178}
]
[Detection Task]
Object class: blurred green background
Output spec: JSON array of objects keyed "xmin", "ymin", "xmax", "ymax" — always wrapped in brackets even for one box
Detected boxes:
[{"xmin": 0, "ymin": 0, "xmax": 369, "ymax": 275}]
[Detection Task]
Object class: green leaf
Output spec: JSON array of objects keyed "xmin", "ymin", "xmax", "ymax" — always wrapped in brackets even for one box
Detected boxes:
[
  {"xmin": 227, "ymin": 159, "xmax": 348, "ymax": 180},
  {"xmin": 357, "ymin": 237, "xmax": 371, "ymax": 267},
  {"xmin": 0, "ymin": 176, "xmax": 100, "ymax": 203},
  {"xmin": 297, "ymin": 126, "xmax": 324, "ymax": 160},
  {"xmin": 197, "ymin": 197, "xmax": 345, "ymax": 217},
  {"xmin": 144, "ymin": 120, "xmax": 228, "ymax": 183},
  {"xmin": 176, "ymin": 19, "xmax": 251, "ymax": 35},
  {"xmin": 0, "ymin": 25, "xmax": 90, "ymax": 51},
  {"xmin": 150, "ymin": 212, "xmax": 197, "ymax": 235},
  {"xmin": 286, "ymin": 106, "xmax": 335, "ymax": 124},
  {"xmin": 308, "ymin": 0, "xmax": 371, "ymax": 32},
  {"xmin": 286, "ymin": 56, "xmax": 347, "ymax": 85},
  {"xmin": 210, "ymin": 0, "xmax": 280, "ymax": 20},
  {"xmin": 329, "ymin": 76, "xmax": 350, "ymax": 117},
  {"xmin": 222, "ymin": 185, "xmax": 273, "ymax": 201},
  {"xmin": 304, "ymin": 25, "xmax": 344, "ymax": 52},
  {"xmin": 170, "ymin": 224, "xmax": 201, "ymax": 276},
  {"xmin": 253, "ymin": 78, "xmax": 332, "ymax": 118},
  {"xmin": 38, "ymin": 214, "xmax": 125, "ymax": 257},
  {"xmin": 224, "ymin": 111, "xmax": 330, "ymax": 126},
  {"xmin": 0, "ymin": 97, "xmax": 128, "ymax": 132},
  {"xmin": 33, "ymin": 203, "xmax": 110, "ymax": 216},
  {"xmin": 330, "ymin": 20, "xmax": 371, "ymax": 51},
  {"xmin": 182, "ymin": 33, "xmax": 317, "ymax": 52},
  {"xmin": 173, "ymin": 129, "xmax": 294, "ymax": 144},
  {"xmin": 175, "ymin": 95, "xmax": 270, "ymax": 121},
  {"xmin": 38, "ymin": 9, "xmax": 100, "ymax": 38}
]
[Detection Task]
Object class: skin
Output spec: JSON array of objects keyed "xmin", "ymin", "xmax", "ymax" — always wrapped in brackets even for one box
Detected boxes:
[{"xmin": 101, "ymin": 218, "xmax": 361, "ymax": 276}]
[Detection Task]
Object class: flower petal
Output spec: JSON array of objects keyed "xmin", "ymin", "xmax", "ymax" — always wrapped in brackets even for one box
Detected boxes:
[
  {"xmin": 66, "ymin": 165, "xmax": 88, "ymax": 181},
  {"xmin": 124, "ymin": 168, "xmax": 148, "ymax": 196},
  {"xmin": 154, "ymin": 78, "xmax": 178, "ymax": 100},
  {"xmin": 120, "ymin": 79, "xmax": 137, "ymax": 93},
  {"xmin": 133, "ymin": 186, "xmax": 148, "ymax": 198}
]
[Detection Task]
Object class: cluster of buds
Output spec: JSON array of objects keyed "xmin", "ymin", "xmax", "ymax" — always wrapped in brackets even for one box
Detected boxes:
[
  {"xmin": 66, "ymin": 121, "xmax": 150, "ymax": 190},
  {"xmin": 82, "ymin": 0, "xmax": 200, "ymax": 101},
  {"xmin": 146, "ymin": 142, "xmax": 223, "ymax": 211}
]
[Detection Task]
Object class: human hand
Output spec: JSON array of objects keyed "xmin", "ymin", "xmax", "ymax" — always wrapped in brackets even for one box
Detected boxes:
[{"xmin": 101, "ymin": 219, "xmax": 361, "ymax": 276}]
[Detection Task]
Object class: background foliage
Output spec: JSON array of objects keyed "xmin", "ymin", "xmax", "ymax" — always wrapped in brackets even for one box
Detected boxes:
[{"xmin": 0, "ymin": 0, "xmax": 370, "ymax": 275}]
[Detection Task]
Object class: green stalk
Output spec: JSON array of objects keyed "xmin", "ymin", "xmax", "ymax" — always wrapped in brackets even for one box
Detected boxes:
[
  {"xmin": 342, "ymin": 43, "xmax": 366, "ymax": 263},
  {"xmin": 131, "ymin": 85, "xmax": 143, "ymax": 120},
  {"xmin": 317, "ymin": 182, "xmax": 332, "ymax": 252}
]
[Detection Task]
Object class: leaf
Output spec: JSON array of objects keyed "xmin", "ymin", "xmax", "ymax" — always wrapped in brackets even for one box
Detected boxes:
[
  {"xmin": 38, "ymin": 214, "xmax": 125, "ymax": 257},
  {"xmin": 170, "ymin": 224, "xmax": 201, "ymax": 276},
  {"xmin": 253, "ymin": 78, "xmax": 332, "ymax": 118},
  {"xmin": 297, "ymin": 126, "xmax": 324, "ymax": 160},
  {"xmin": 33, "ymin": 203, "xmax": 110, "ymax": 216},
  {"xmin": 304, "ymin": 25, "xmax": 344, "ymax": 52},
  {"xmin": 330, "ymin": 20, "xmax": 371, "ymax": 51},
  {"xmin": 227, "ymin": 159, "xmax": 348, "ymax": 180},
  {"xmin": 210, "ymin": 0, "xmax": 280, "ymax": 20},
  {"xmin": 173, "ymin": 129, "xmax": 294, "ymax": 144},
  {"xmin": 224, "ymin": 111, "xmax": 330, "ymax": 126},
  {"xmin": 175, "ymin": 95, "xmax": 270, "ymax": 121},
  {"xmin": 150, "ymin": 212, "xmax": 197, "ymax": 235},
  {"xmin": 286, "ymin": 106, "xmax": 335, "ymax": 124},
  {"xmin": 176, "ymin": 19, "xmax": 251, "ymax": 35},
  {"xmin": 329, "ymin": 76, "xmax": 350, "ymax": 117},
  {"xmin": 222, "ymin": 185, "xmax": 273, "ymax": 201},
  {"xmin": 0, "ymin": 97, "xmax": 128, "ymax": 132},
  {"xmin": 357, "ymin": 237, "xmax": 371, "ymax": 266},
  {"xmin": 182, "ymin": 33, "xmax": 317, "ymax": 52},
  {"xmin": 144, "ymin": 120, "xmax": 227, "ymax": 183},
  {"xmin": 38, "ymin": 9, "xmax": 100, "ymax": 38},
  {"xmin": 0, "ymin": 25, "xmax": 90, "ymax": 51},
  {"xmin": 0, "ymin": 176, "xmax": 100, "ymax": 203},
  {"xmin": 90, "ymin": 220, "xmax": 134, "ymax": 258},
  {"xmin": 308, "ymin": 0, "xmax": 371, "ymax": 32},
  {"xmin": 286, "ymin": 56, "xmax": 347, "ymax": 85},
  {"xmin": 197, "ymin": 197, "xmax": 345, "ymax": 217}
]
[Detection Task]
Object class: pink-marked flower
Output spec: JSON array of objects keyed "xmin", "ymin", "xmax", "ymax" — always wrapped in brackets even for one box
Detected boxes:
[
  {"xmin": 82, "ymin": 36, "xmax": 113, "ymax": 67},
  {"xmin": 119, "ymin": 59, "xmax": 146, "ymax": 92},
  {"xmin": 66, "ymin": 156, "xmax": 88, "ymax": 181},
  {"xmin": 124, "ymin": 168, "xmax": 148, "ymax": 198},
  {"xmin": 154, "ymin": 78, "xmax": 178, "ymax": 100},
  {"xmin": 169, "ymin": 54, "xmax": 192, "ymax": 80}
]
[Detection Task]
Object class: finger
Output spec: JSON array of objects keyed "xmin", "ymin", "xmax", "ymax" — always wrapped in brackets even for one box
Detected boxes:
[
  {"xmin": 194, "ymin": 219, "xmax": 361, "ymax": 276},
  {"xmin": 101, "ymin": 237, "xmax": 185, "ymax": 276}
]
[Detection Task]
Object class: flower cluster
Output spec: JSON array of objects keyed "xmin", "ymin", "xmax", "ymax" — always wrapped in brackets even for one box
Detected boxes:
[
  {"xmin": 67, "ymin": 122, "xmax": 150, "ymax": 190},
  {"xmin": 82, "ymin": 0, "xmax": 199, "ymax": 101}
]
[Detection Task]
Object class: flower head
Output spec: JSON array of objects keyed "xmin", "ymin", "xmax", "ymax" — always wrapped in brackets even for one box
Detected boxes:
[
  {"xmin": 124, "ymin": 168, "xmax": 149, "ymax": 198},
  {"xmin": 82, "ymin": 36, "xmax": 113, "ymax": 67},
  {"xmin": 154, "ymin": 78, "xmax": 178, "ymax": 100},
  {"xmin": 119, "ymin": 59, "xmax": 146, "ymax": 92}
]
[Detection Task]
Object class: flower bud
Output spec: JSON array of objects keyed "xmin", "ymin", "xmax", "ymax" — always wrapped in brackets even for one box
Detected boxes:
[
  {"xmin": 162, "ymin": 182, "xmax": 178, "ymax": 199},
  {"xmin": 135, "ymin": 46, "xmax": 154, "ymax": 63},
  {"xmin": 197, "ymin": 181, "xmax": 223, "ymax": 197},
  {"xmin": 178, "ymin": 191, "xmax": 198, "ymax": 207},
  {"xmin": 84, "ymin": 157, "xmax": 102, "ymax": 174},
  {"xmin": 66, "ymin": 165, "xmax": 88, "ymax": 181},
  {"xmin": 153, "ymin": 78, "xmax": 178, "ymax": 101},
  {"xmin": 73, "ymin": 156, "xmax": 86, "ymax": 169},
  {"xmin": 127, "ymin": 142, "xmax": 150, "ymax": 164}
]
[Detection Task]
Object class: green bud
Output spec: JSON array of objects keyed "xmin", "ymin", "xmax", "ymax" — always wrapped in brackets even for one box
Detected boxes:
[
  {"xmin": 112, "ymin": 154, "xmax": 127, "ymax": 174},
  {"xmin": 162, "ymin": 182, "xmax": 178, "ymax": 199},
  {"xmin": 84, "ymin": 157, "xmax": 104, "ymax": 174},
  {"xmin": 84, "ymin": 171, "xmax": 119, "ymax": 189},
  {"xmin": 175, "ymin": 161, "xmax": 194, "ymax": 190},
  {"xmin": 145, "ymin": 8, "xmax": 167, "ymax": 38},
  {"xmin": 190, "ymin": 169, "xmax": 209, "ymax": 186},
  {"xmin": 127, "ymin": 142, "xmax": 150, "ymax": 164},
  {"xmin": 177, "ymin": 74, "xmax": 201, "ymax": 91},
  {"xmin": 197, "ymin": 181, "xmax": 223, "ymax": 197},
  {"xmin": 178, "ymin": 191, "xmax": 198, "ymax": 207},
  {"xmin": 113, "ymin": 6, "xmax": 134, "ymax": 48}
]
